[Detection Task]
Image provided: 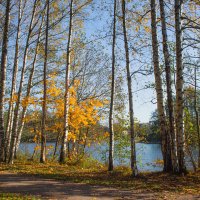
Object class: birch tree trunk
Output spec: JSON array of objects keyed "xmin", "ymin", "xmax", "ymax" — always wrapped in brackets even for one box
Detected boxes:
[
  {"xmin": 0, "ymin": 0, "xmax": 11, "ymax": 162},
  {"xmin": 121, "ymin": 0, "xmax": 138, "ymax": 176},
  {"xmin": 4, "ymin": 0, "xmax": 22, "ymax": 162},
  {"xmin": 9, "ymin": 0, "xmax": 38, "ymax": 164},
  {"xmin": 175, "ymin": 0, "xmax": 187, "ymax": 174},
  {"xmin": 194, "ymin": 66, "xmax": 200, "ymax": 167},
  {"xmin": 159, "ymin": 0, "xmax": 179, "ymax": 172},
  {"xmin": 40, "ymin": 0, "xmax": 49, "ymax": 163},
  {"xmin": 150, "ymin": 0, "xmax": 174, "ymax": 172},
  {"xmin": 108, "ymin": 0, "xmax": 117, "ymax": 172},
  {"xmin": 15, "ymin": 16, "xmax": 44, "ymax": 158},
  {"xmin": 59, "ymin": 0, "xmax": 73, "ymax": 163}
]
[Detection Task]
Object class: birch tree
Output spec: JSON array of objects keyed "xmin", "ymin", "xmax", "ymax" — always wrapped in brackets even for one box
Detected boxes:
[
  {"xmin": 40, "ymin": 0, "xmax": 49, "ymax": 163},
  {"xmin": 121, "ymin": 0, "xmax": 137, "ymax": 177},
  {"xmin": 5, "ymin": 0, "xmax": 23, "ymax": 162},
  {"xmin": 150, "ymin": 0, "xmax": 176, "ymax": 172},
  {"xmin": 108, "ymin": 0, "xmax": 117, "ymax": 172},
  {"xmin": 175, "ymin": 0, "xmax": 187, "ymax": 174},
  {"xmin": 15, "ymin": 15, "xmax": 44, "ymax": 158},
  {"xmin": 59, "ymin": 0, "xmax": 74, "ymax": 163},
  {"xmin": 194, "ymin": 65, "xmax": 200, "ymax": 167},
  {"xmin": 9, "ymin": 0, "xmax": 38, "ymax": 164},
  {"xmin": 159, "ymin": 0, "xmax": 179, "ymax": 172},
  {"xmin": 0, "ymin": 0, "xmax": 11, "ymax": 162}
]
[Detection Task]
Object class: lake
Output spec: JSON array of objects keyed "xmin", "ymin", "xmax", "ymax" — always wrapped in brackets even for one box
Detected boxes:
[
  {"xmin": 19, "ymin": 142, "xmax": 163, "ymax": 172},
  {"xmin": 19, "ymin": 142, "xmax": 197, "ymax": 172}
]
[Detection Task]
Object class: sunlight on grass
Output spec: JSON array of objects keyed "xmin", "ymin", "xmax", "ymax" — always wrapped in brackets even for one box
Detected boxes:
[{"xmin": 0, "ymin": 193, "xmax": 40, "ymax": 200}]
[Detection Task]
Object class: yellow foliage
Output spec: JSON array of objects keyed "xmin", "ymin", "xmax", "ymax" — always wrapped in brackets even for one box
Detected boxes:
[
  {"xmin": 26, "ymin": 74, "xmax": 106, "ymax": 148},
  {"xmin": 103, "ymin": 132, "xmax": 109, "ymax": 138},
  {"xmin": 68, "ymin": 132, "xmax": 76, "ymax": 142},
  {"xmin": 135, "ymin": 26, "xmax": 140, "ymax": 32},
  {"xmin": 144, "ymin": 26, "xmax": 151, "ymax": 33},
  {"xmin": 21, "ymin": 96, "xmax": 36, "ymax": 108}
]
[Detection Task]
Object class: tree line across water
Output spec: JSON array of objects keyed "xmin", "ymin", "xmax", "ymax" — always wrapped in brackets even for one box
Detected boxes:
[{"xmin": 0, "ymin": 0, "xmax": 199, "ymax": 177}]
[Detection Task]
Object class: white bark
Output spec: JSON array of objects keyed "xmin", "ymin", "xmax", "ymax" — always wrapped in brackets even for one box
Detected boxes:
[
  {"xmin": 121, "ymin": 0, "xmax": 138, "ymax": 176},
  {"xmin": 9, "ymin": 0, "xmax": 38, "ymax": 164},
  {"xmin": 5, "ymin": 0, "xmax": 22, "ymax": 162},
  {"xmin": 150, "ymin": 0, "xmax": 174, "ymax": 172},
  {"xmin": 40, "ymin": 0, "xmax": 49, "ymax": 163},
  {"xmin": 0, "ymin": 0, "xmax": 11, "ymax": 161},
  {"xmin": 15, "ymin": 16, "xmax": 44, "ymax": 157},
  {"xmin": 108, "ymin": 0, "xmax": 116, "ymax": 172},
  {"xmin": 59, "ymin": 0, "xmax": 73, "ymax": 163},
  {"xmin": 159, "ymin": 0, "xmax": 179, "ymax": 172},
  {"xmin": 175, "ymin": 0, "xmax": 187, "ymax": 174}
]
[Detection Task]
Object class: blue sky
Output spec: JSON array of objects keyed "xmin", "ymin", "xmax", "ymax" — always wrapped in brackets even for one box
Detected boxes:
[{"xmin": 83, "ymin": 0, "xmax": 157, "ymax": 123}]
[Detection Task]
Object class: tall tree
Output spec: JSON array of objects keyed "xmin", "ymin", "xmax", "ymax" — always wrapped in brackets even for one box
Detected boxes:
[
  {"xmin": 59, "ymin": 0, "xmax": 74, "ymax": 163},
  {"xmin": 15, "ymin": 15, "xmax": 44, "ymax": 158},
  {"xmin": 5, "ymin": 0, "xmax": 23, "ymax": 162},
  {"xmin": 159, "ymin": 0, "xmax": 178, "ymax": 172},
  {"xmin": 175, "ymin": 0, "xmax": 187, "ymax": 174},
  {"xmin": 0, "ymin": 0, "xmax": 11, "ymax": 162},
  {"xmin": 9, "ymin": 0, "xmax": 38, "ymax": 164},
  {"xmin": 194, "ymin": 65, "xmax": 200, "ymax": 167},
  {"xmin": 121, "ymin": 0, "xmax": 138, "ymax": 176},
  {"xmin": 40, "ymin": 0, "xmax": 49, "ymax": 163},
  {"xmin": 150, "ymin": 0, "xmax": 176, "ymax": 172},
  {"xmin": 108, "ymin": 0, "xmax": 117, "ymax": 172}
]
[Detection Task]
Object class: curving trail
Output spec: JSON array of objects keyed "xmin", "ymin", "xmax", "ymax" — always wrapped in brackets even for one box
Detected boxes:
[{"xmin": 0, "ymin": 173, "xmax": 199, "ymax": 200}]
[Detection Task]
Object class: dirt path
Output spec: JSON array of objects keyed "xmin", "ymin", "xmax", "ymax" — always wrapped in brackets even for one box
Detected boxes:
[{"xmin": 0, "ymin": 173, "xmax": 199, "ymax": 200}]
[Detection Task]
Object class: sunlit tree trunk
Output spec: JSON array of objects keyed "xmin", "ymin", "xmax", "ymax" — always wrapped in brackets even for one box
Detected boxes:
[
  {"xmin": 150, "ymin": 0, "xmax": 173, "ymax": 172},
  {"xmin": 175, "ymin": 0, "xmax": 186, "ymax": 174},
  {"xmin": 4, "ymin": 0, "xmax": 22, "ymax": 162},
  {"xmin": 9, "ymin": 0, "xmax": 38, "ymax": 164},
  {"xmin": 15, "ymin": 16, "xmax": 44, "ymax": 158},
  {"xmin": 40, "ymin": 0, "xmax": 49, "ymax": 163},
  {"xmin": 59, "ymin": 0, "xmax": 73, "ymax": 163},
  {"xmin": 121, "ymin": 0, "xmax": 138, "ymax": 176},
  {"xmin": 159, "ymin": 0, "xmax": 178, "ymax": 172},
  {"xmin": 0, "ymin": 0, "xmax": 11, "ymax": 162},
  {"xmin": 108, "ymin": 0, "xmax": 117, "ymax": 172}
]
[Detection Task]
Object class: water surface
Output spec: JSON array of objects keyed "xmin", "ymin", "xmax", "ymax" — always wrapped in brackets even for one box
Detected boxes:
[{"xmin": 19, "ymin": 142, "xmax": 164, "ymax": 172}]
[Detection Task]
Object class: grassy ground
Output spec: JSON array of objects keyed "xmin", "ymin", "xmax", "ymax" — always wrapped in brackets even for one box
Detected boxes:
[
  {"xmin": 0, "ymin": 158, "xmax": 200, "ymax": 197},
  {"xmin": 0, "ymin": 193, "xmax": 40, "ymax": 200}
]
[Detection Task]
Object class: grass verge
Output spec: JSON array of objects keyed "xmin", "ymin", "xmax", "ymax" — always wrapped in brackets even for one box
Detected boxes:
[{"xmin": 0, "ymin": 193, "xmax": 40, "ymax": 200}]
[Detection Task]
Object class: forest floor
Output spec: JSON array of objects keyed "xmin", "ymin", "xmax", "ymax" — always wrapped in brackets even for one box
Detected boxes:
[{"xmin": 0, "ymin": 160, "xmax": 200, "ymax": 199}]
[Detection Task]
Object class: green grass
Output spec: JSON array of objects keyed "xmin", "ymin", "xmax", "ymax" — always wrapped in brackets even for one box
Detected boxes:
[{"xmin": 0, "ymin": 193, "xmax": 40, "ymax": 200}]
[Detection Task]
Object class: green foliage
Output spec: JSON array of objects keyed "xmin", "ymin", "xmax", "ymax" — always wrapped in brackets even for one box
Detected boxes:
[
  {"xmin": 184, "ymin": 87, "xmax": 200, "ymax": 150},
  {"xmin": 113, "ymin": 115, "xmax": 130, "ymax": 164},
  {"xmin": 147, "ymin": 111, "xmax": 161, "ymax": 143}
]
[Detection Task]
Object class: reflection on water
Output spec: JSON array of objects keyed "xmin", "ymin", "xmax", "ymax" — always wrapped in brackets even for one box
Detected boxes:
[
  {"xmin": 88, "ymin": 143, "xmax": 163, "ymax": 172},
  {"xmin": 19, "ymin": 142, "xmax": 197, "ymax": 172},
  {"xmin": 19, "ymin": 142, "xmax": 163, "ymax": 172}
]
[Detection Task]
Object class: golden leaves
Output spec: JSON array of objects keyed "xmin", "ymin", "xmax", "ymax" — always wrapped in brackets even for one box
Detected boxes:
[
  {"xmin": 25, "ymin": 73, "xmax": 106, "ymax": 148},
  {"xmin": 144, "ymin": 26, "xmax": 151, "ymax": 33},
  {"xmin": 21, "ymin": 96, "xmax": 36, "ymax": 108}
]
